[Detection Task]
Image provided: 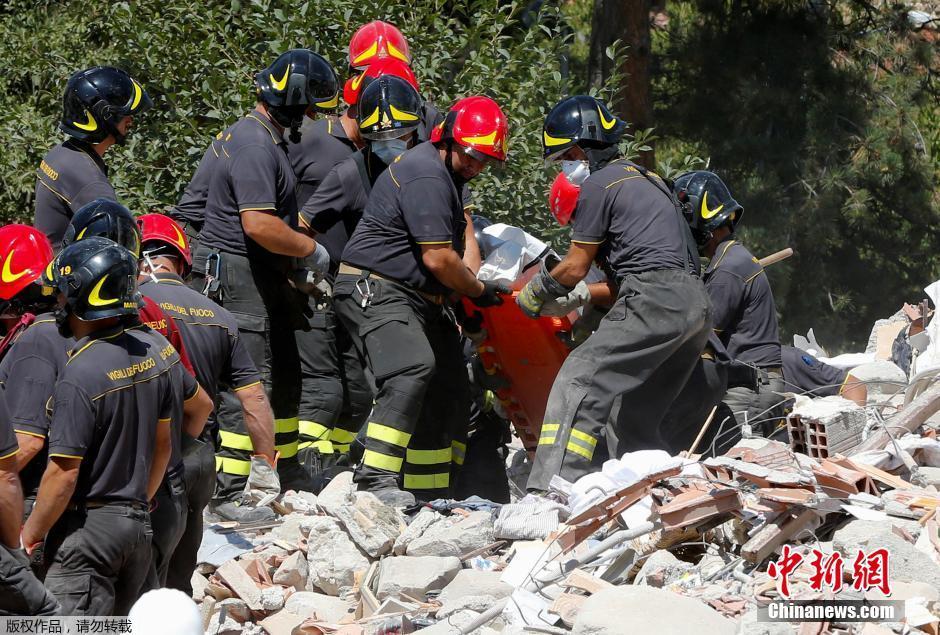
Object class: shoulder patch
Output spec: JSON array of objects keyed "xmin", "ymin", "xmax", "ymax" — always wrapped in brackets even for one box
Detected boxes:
[{"xmin": 39, "ymin": 160, "xmax": 60, "ymax": 181}]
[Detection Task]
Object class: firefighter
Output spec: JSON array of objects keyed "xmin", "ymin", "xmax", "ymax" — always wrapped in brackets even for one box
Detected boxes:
[
  {"xmin": 136, "ymin": 213, "xmax": 277, "ymax": 591},
  {"xmin": 0, "ymin": 225, "xmax": 56, "ymax": 355},
  {"xmin": 170, "ymin": 53, "xmax": 336, "ymax": 252},
  {"xmin": 334, "ymin": 96, "xmax": 510, "ymax": 505},
  {"xmin": 289, "ymin": 53, "xmax": 437, "ymax": 474},
  {"xmin": 191, "ymin": 49, "xmax": 339, "ymax": 519},
  {"xmin": 539, "ymin": 171, "xmax": 731, "ymax": 457},
  {"xmin": 35, "ymin": 66, "xmax": 152, "ymax": 249},
  {"xmin": 60, "ymin": 201, "xmax": 213, "ymax": 589},
  {"xmin": 295, "ymin": 76, "xmax": 424, "ymax": 477},
  {"xmin": 522, "ymin": 95, "xmax": 710, "ymax": 491},
  {"xmin": 20, "ymin": 238, "xmax": 210, "ymax": 615},
  {"xmin": 0, "ymin": 226, "xmax": 62, "ymax": 520},
  {"xmin": 0, "ymin": 388, "xmax": 59, "ymax": 616},
  {"xmin": 674, "ymin": 170, "xmax": 785, "ymax": 438}
]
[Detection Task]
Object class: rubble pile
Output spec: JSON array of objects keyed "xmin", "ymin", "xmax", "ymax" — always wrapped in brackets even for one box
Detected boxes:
[{"xmin": 194, "ymin": 388, "xmax": 940, "ymax": 635}]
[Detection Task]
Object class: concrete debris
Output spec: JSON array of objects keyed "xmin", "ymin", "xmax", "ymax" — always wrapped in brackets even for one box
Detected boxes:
[
  {"xmin": 375, "ymin": 555, "xmax": 461, "ymax": 600},
  {"xmin": 571, "ymin": 586, "xmax": 736, "ymax": 634},
  {"xmin": 437, "ymin": 569, "xmax": 513, "ymax": 617},
  {"xmin": 634, "ymin": 549, "xmax": 694, "ymax": 587},
  {"xmin": 302, "ymin": 515, "xmax": 369, "ymax": 595},
  {"xmin": 283, "ymin": 591, "xmax": 355, "ymax": 622},
  {"xmin": 188, "ymin": 323, "xmax": 940, "ymax": 635},
  {"xmin": 393, "ymin": 507, "xmax": 445, "ymax": 555},
  {"xmin": 406, "ymin": 510, "xmax": 496, "ymax": 558},
  {"xmin": 272, "ymin": 550, "xmax": 307, "ymax": 591},
  {"xmin": 832, "ymin": 519, "xmax": 940, "ymax": 587},
  {"xmin": 216, "ymin": 597, "xmax": 251, "ymax": 623},
  {"xmin": 329, "ymin": 491, "xmax": 403, "ymax": 558}
]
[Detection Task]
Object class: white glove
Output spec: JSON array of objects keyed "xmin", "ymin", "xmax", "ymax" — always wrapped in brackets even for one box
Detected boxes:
[
  {"xmin": 304, "ymin": 242, "xmax": 331, "ymax": 278},
  {"xmin": 242, "ymin": 455, "xmax": 281, "ymax": 508},
  {"xmin": 540, "ymin": 280, "xmax": 592, "ymax": 317}
]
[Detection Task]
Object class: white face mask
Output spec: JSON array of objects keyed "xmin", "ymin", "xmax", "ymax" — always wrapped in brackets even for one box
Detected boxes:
[
  {"xmin": 561, "ymin": 160, "xmax": 590, "ymax": 186},
  {"xmin": 371, "ymin": 138, "xmax": 409, "ymax": 164}
]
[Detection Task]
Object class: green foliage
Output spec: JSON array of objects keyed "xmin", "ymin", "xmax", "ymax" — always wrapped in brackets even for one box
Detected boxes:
[
  {"xmin": 0, "ymin": 0, "xmax": 589, "ymax": 249},
  {"xmin": 652, "ymin": 0, "xmax": 940, "ymax": 351}
]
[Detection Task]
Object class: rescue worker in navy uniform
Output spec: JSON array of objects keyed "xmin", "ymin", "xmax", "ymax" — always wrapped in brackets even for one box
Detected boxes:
[
  {"xmin": 0, "ymin": 389, "xmax": 59, "ymax": 616},
  {"xmin": 297, "ymin": 76, "xmax": 424, "ymax": 476},
  {"xmin": 35, "ymin": 66, "xmax": 152, "ymax": 249},
  {"xmin": 290, "ymin": 53, "xmax": 440, "ymax": 471},
  {"xmin": 168, "ymin": 53, "xmax": 337, "ymax": 252},
  {"xmin": 0, "ymin": 228, "xmax": 66, "ymax": 520},
  {"xmin": 59, "ymin": 199, "xmax": 212, "ymax": 587},
  {"xmin": 674, "ymin": 171, "xmax": 784, "ymax": 438},
  {"xmin": 522, "ymin": 96, "xmax": 710, "ymax": 491},
  {"xmin": 781, "ymin": 346, "xmax": 868, "ymax": 406},
  {"xmin": 335, "ymin": 96, "xmax": 510, "ymax": 505},
  {"xmin": 191, "ymin": 49, "xmax": 339, "ymax": 521},
  {"xmin": 136, "ymin": 213, "xmax": 277, "ymax": 594},
  {"xmin": 20, "ymin": 238, "xmax": 208, "ymax": 616}
]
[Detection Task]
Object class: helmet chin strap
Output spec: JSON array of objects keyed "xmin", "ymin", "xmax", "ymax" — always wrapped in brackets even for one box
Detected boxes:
[
  {"xmin": 142, "ymin": 252, "xmax": 167, "ymax": 285},
  {"xmin": 443, "ymin": 140, "xmax": 468, "ymax": 189}
]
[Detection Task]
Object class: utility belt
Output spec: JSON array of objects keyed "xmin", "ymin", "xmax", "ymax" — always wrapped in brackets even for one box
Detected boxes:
[
  {"xmin": 196, "ymin": 246, "xmax": 290, "ymax": 300},
  {"xmin": 727, "ymin": 362, "xmax": 783, "ymax": 390},
  {"xmin": 338, "ymin": 263, "xmax": 447, "ymax": 306},
  {"xmin": 65, "ymin": 499, "xmax": 150, "ymax": 515}
]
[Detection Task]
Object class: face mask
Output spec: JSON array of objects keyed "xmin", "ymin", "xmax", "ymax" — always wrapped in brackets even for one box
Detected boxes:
[
  {"xmin": 561, "ymin": 160, "xmax": 590, "ymax": 186},
  {"xmin": 371, "ymin": 138, "xmax": 408, "ymax": 164}
]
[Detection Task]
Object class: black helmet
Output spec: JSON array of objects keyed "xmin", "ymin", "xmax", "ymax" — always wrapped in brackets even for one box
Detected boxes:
[
  {"xmin": 60, "ymin": 66, "xmax": 153, "ymax": 144},
  {"xmin": 673, "ymin": 170, "xmax": 743, "ymax": 245},
  {"xmin": 256, "ymin": 49, "xmax": 339, "ymax": 131},
  {"xmin": 542, "ymin": 95, "xmax": 627, "ymax": 160},
  {"xmin": 357, "ymin": 75, "xmax": 422, "ymax": 141},
  {"xmin": 52, "ymin": 236, "xmax": 142, "ymax": 320},
  {"xmin": 63, "ymin": 198, "xmax": 141, "ymax": 258}
]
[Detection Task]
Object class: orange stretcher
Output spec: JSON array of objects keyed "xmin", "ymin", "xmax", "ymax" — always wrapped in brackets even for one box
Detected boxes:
[{"xmin": 462, "ymin": 267, "xmax": 576, "ymax": 454}]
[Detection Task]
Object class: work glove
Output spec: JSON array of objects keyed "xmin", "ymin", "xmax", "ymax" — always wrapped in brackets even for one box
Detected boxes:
[
  {"xmin": 242, "ymin": 453, "xmax": 281, "ymax": 508},
  {"xmin": 469, "ymin": 280, "xmax": 511, "ymax": 308},
  {"xmin": 540, "ymin": 280, "xmax": 592, "ymax": 317},
  {"xmin": 305, "ymin": 242, "xmax": 331, "ymax": 277},
  {"xmin": 516, "ymin": 259, "xmax": 574, "ymax": 318},
  {"xmin": 290, "ymin": 243, "xmax": 332, "ymax": 295}
]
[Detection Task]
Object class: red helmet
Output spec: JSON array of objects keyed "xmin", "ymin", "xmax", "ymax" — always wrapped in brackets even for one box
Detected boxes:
[
  {"xmin": 549, "ymin": 161, "xmax": 589, "ymax": 225},
  {"xmin": 138, "ymin": 213, "xmax": 192, "ymax": 272},
  {"xmin": 348, "ymin": 21, "xmax": 411, "ymax": 71},
  {"xmin": 430, "ymin": 96, "xmax": 508, "ymax": 164},
  {"xmin": 0, "ymin": 224, "xmax": 54, "ymax": 300},
  {"xmin": 343, "ymin": 58, "xmax": 419, "ymax": 107}
]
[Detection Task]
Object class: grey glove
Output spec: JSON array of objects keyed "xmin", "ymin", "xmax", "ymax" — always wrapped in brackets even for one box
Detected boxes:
[
  {"xmin": 516, "ymin": 259, "xmax": 574, "ymax": 318},
  {"xmin": 304, "ymin": 242, "xmax": 331, "ymax": 278},
  {"xmin": 242, "ymin": 455, "xmax": 281, "ymax": 508},
  {"xmin": 540, "ymin": 280, "xmax": 592, "ymax": 317}
]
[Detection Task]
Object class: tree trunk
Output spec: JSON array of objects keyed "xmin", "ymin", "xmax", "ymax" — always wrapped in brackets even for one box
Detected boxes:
[{"xmin": 588, "ymin": 0, "xmax": 655, "ymax": 168}]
